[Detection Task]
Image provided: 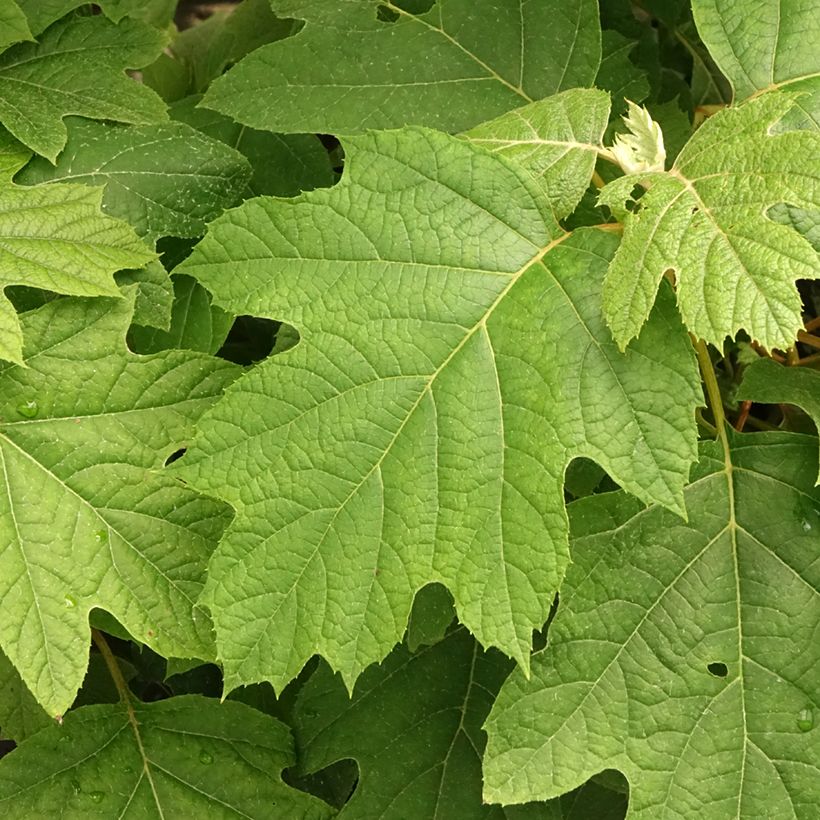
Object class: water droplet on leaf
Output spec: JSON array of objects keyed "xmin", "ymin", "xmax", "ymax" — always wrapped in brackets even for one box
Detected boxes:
[
  {"xmin": 797, "ymin": 707, "xmax": 813, "ymax": 732},
  {"xmin": 64, "ymin": 595, "xmax": 76, "ymax": 608},
  {"xmin": 88, "ymin": 791, "xmax": 104, "ymax": 803},
  {"xmin": 199, "ymin": 751, "xmax": 213, "ymax": 764},
  {"xmin": 70, "ymin": 778, "xmax": 81, "ymax": 795},
  {"xmin": 802, "ymin": 520, "xmax": 812, "ymax": 532},
  {"xmin": 16, "ymin": 400, "xmax": 38, "ymax": 418},
  {"xmin": 94, "ymin": 530, "xmax": 108, "ymax": 544}
]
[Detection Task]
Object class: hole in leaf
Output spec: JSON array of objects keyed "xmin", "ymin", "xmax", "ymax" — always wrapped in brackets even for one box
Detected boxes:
[
  {"xmin": 691, "ymin": 206, "xmax": 699, "ymax": 214},
  {"xmin": 164, "ymin": 448, "xmax": 186, "ymax": 467},
  {"xmin": 707, "ymin": 661, "xmax": 728, "ymax": 678}
]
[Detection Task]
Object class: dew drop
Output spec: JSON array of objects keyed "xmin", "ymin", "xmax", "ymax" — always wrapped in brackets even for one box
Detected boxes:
[
  {"xmin": 199, "ymin": 750, "xmax": 214, "ymax": 764},
  {"xmin": 64, "ymin": 595, "xmax": 76, "ymax": 608},
  {"xmin": 70, "ymin": 778, "xmax": 81, "ymax": 795},
  {"xmin": 16, "ymin": 400, "xmax": 38, "ymax": 419},
  {"xmin": 802, "ymin": 520, "xmax": 812, "ymax": 532},
  {"xmin": 797, "ymin": 707, "xmax": 813, "ymax": 732},
  {"xmin": 94, "ymin": 530, "xmax": 108, "ymax": 544},
  {"xmin": 88, "ymin": 791, "xmax": 104, "ymax": 804}
]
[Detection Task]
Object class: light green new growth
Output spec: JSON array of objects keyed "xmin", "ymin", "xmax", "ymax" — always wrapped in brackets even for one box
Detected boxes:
[
  {"xmin": 600, "ymin": 93, "xmax": 820, "ymax": 351},
  {"xmin": 201, "ymin": 0, "xmax": 601, "ymax": 135},
  {"xmin": 484, "ymin": 433, "xmax": 820, "ymax": 818},
  {"xmin": 604, "ymin": 100, "xmax": 666, "ymax": 174},
  {"xmin": 0, "ymin": 181, "xmax": 153, "ymax": 364},
  {"xmin": 0, "ymin": 694, "xmax": 334, "ymax": 818},
  {"xmin": 17, "ymin": 119, "xmax": 253, "ymax": 240},
  {"xmin": 463, "ymin": 88, "xmax": 610, "ymax": 219},
  {"xmin": 0, "ymin": 14, "xmax": 168, "ymax": 161},
  {"xmin": 0, "ymin": 291, "xmax": 238, "ymax": 715},
  {"xmin": 177, "ymin": 127, "xmax": 700, "ymax": 696}
]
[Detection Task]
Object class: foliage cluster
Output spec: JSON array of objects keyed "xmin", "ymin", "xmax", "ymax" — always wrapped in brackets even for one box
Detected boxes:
[{"xmin": 0, "ymin": 0, "xmax": 817, "ymax": 817}]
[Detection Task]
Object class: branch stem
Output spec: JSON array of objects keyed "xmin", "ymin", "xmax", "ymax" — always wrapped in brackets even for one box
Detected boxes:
[{"xmin": 92, "ymin": 629, "xmax": 131, "ymax": 705}]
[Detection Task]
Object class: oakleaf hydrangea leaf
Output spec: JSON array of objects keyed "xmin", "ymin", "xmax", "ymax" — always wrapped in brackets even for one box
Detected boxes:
[
  {"xmin": 0, "ymin": 14, "xmax": 168, "ymax": 161},
  {"xmin": 17, "ymin": 119, "xmax": 252, "ymax": 240},
  {"xmin": 0, "ymin": 181, "xmax": 154, "ymax": 365},
  {"xmin": 693, "ymin": 0, "xmax": 820, "ymax": 128},
  {"xmin": 0, "ymin": 694, "xmax": 334, "ymax": 818},
  {"xmin": 0, "ymin": 291, "xmax": 239, "ymax": 716},
  {"xmin": 116, "ymin": 259, "xmax": 175, "ymax": 331},
  {"xmin": 0, "ymin": 126, "xmax": 29, "ymax": 179},
  {"xmin": 594, "ymin": 31, "xmax": 650, "ymax": 116},
  {"xmin": 600, "ymin": 93, "xmax": 820, "ymax": 350},
  {"xmin": 0, "ymin": 0, "xmax": 31, "ymax": 51},
  {"xmin": 605, "ymin": 100, "xmax": 666, "ymax": 175},
  {"xmin": 484, "ymin": 433, "xmax": 820, "ymax": 818},
  {"xmin": 201, "ymin": 0, "xmax": 601, "ymax": 135},
  {"xmin": 294, "ymin": 627, "xmax": 619, "ymax": 818},
  {"xmin": 738, "ymin": 357, "xmax": 820, "ymax": 482},
  {"xmin": 463, "ymin": 88, "xmax": 610, "ymax": 220},
  {"xmin": 177, "ymin": 128, "xmax": 700, "ymax": 695},
  {"xmin": 0, "ymin": 646, "xmax": 49, "ymax": 742}
]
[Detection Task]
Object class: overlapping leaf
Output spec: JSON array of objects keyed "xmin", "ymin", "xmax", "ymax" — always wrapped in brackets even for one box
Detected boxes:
[
  {"xmin": 0, "ymin": 179, "xmax": 153, "ymax": 364},
  {"xmin": 484, "ymin": 433, "xmax": 820, "ymax": 818},
  {"xmin": 201, "ymin": 0, "xmax": 601, "ymax": 135},
  {"xmin": 738, "ymin": 358, "xmax": 820, "ymax": 482},
  {"xmin": 463, "ymin": 88, "xmax": 610, "ymax": 219},
  {"xmin": 0, "ymin": 14, "xmax": 167, "ymax": 161},
  {"xmin": 294, "ymin": 626, "xmax": 627, "ymax": 819},
  {"xmin": 177, "ymin": 126, "xmax": 700, "ymax": 695},
  {"xmin": 692, "ymin": 0, "xmax": 820, "ymax": 127},
  {"xmin": 0, "ymin": 647, "xmax": 49, "ymax": 742},
  {"xmin": 600, "ymin": 92, "xmax": 820, "ymax": 350},
  {"xmin": 0, "ymin": 695, "xmax": 333, "ymax": 818},
  {"xmin": 0, "ymin": 0, "xmax": 30, "ymax": 50},
  {"xmin": 17, "ymin": 119, "xmax": 252, "ymax": 240},
  {"xmin": 0, "ymin": 291, "xmax": 239, "ymax": 716}
]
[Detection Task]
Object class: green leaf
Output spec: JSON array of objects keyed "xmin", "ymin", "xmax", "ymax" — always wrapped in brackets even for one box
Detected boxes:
[
  {"xmin": 0, "ymin": 15, "xmax": 168, "ymax": 161},
  {"xmin": 737, "ymin": 358, "xmax": 820, "ymax": 482},
  {"xmin": 0, "ymin": 646, "xmax": 49, "ymax": 742},
  {"xmin": 484, "ymin": 432, "xmax": 820, "ymax": 817},
  {"xmin": 595, "ymin": 30, "xmax": 650, "ymax": 114},
  {"xmin": 0, "ymin": 181, "xmax": 154, "ymax": 365},
  {"xmin": 0, "ymin": 291, "xmax": 239, "ymax": 716},
  {"xmin": 0, "ymin": 695, "xmax": 334, "ymax": 818},
  {"xmin": 129, "ymin": 274, "xmax": 233, "ymax": 355},
  {"xmin": 16, "ymin": 119, "xmax": 252, "ymax": 240},
  {"xmin": 463, "ymin": 88, "xmax": 610, "ymax": 220},
  {"xmin": 116, "ymin": 258, "xmax": 175, "ymax": 331},
  {"xmin": 176, "ymin": 128, "xmax": 700, "ymax": 695},
  {"xmin": 15, "ymin": 0, "xmax": 176, "ymax": 34},
  {"xmin": 0, "ymin": 0, "xmax": 31, "ymax": 51},
  {"xmin": 693, "ymin": 0, "xmax": 820, "ymax": 125},
  {"xmin": 600, "ymin": 92, "xmax": 820, "ymax": 350},
  {"xmin": 0, "ymin": 125, "xmax": 29, "ymax": 179},
  {"xmin": 405, "ymin": 583, "xmax": 454, "ymax": 652},
  {"xmin": 201, "ymin": 0, "xmax": 601, "ymax": 135},
  {"xmin": 294, "ymin": 628, "xmax": 561, "ymax": 818},
  {"xmin": 170, "ymin": 95, "xmax": 335, "ymax": 198}
]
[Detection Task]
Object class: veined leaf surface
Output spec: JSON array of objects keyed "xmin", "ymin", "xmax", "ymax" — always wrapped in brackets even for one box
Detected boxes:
[
  {"xmin": 0, "ymin": 292, "xmax": 238, "ymax": 715},
  {"xmin": 177, "ymin": 127, "xmax": 700, "ymax": 695},
  {"xmin": 201, "ymin": 0, "xmax": 601, "ymax": 135},
  {"xmin": 484, "ymin": 433, "xmax": 820, "ymax": 818}
]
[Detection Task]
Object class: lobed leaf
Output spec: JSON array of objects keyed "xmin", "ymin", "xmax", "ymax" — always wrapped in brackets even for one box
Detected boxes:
[
  {"xmin": 176, "ymin": 127, "xmax": 700, "ymax": 696},
  {"xmin": 17, "ymin": 119, "xmax": 253, "ymax": 240},
  {"xmin": 0, "ymin": 695, "xmax": 334, "ymax": 818},
  {"xmin": 0, "ymin": 291, "xmax": 239, "ymax": 715},
  {"xmin": 201, "ymin": 0, "xmax": 601, "ymax": 135},
  {"xmin": 0, "ymin": 14, "xmax": 168, "ymax": 161},
  {"xmin": 600, "ymin": 92, "xmax": 820, "ymax": 350},
  {"xmin": 484, "ymin": 433, "xmax": 820, "ymax": 818}
]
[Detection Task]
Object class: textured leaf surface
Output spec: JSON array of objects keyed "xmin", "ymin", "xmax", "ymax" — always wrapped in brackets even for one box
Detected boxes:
[
  {"xmin": 0, "ymin": 0, "xmax": 30, "ymax": 50},
  {"xmin": 0, "ymin": 181, "xmax": 153, "ymax": 364},
  {"xmin": 177, "ymin": 128, "xmax": 700, "ymax": 695},
  {"xmin": 17, "ymin": 119, "xmax": 251, "ymax": 240},
  {"xmin": 600, "ymin": 93, "xmax": 820, "ymax": 350},
  {"xmin": 295, "ymin": 627, "xmax": 579, "ymax": 818},
  {"xmin": 463, "ymin": 89, "xmax": 610, "ymax": 220},
  {"xmin": 116, "ymin": 259, "xmax": 175, "ymax": 331},
  {"xmin": 0, "ymin": 647, "xmax": 49, "ymax": 742},
  {"xmin": 202, "ymin": 0, "xmax": 601, "ymax": 135},
  {"xmin": 0, "ymin": 695, "xmax": 333, "ymax": 818},
  {"xmin": 738, "ymin": 358, "xmax": 820, "ymax": 482},
  {"xmin": 171, "ymin": 95, "xmax": 334, "ymax": 198},
  {"xmin": 0, "ymin": 15, "xmax": 167, "ymax": 161},
  {"xmin": 0, "ymin": 292, "xmax": 239, "ymax": 715},
  {"xmin": 484, "ymin": 433, "xmax": 820, "ymax": 818},
  {"xmin": 693, "ymin": 0, "xmax": 820, "ymax": 126}
]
